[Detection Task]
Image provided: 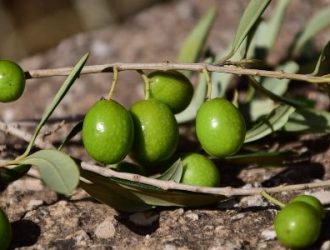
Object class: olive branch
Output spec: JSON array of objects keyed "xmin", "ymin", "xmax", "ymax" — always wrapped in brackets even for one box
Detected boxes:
[
  {"xmin": 25, "ymin": 62, "xmax": 330, "ymax": 85},
  {"xmin": 1, "ymin": 121, "xmax": 329, "ymax": 197}
]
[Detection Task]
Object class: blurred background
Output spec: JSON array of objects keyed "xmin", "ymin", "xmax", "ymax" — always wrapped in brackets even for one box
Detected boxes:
[{"xmin": 0, "ymin": 0, "xmax": 162, "ymax": 60}]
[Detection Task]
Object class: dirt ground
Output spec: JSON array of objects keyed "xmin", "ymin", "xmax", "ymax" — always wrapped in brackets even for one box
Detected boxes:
[{"xmin": 0, "ymin": 0, "xmax": 330, "ymax": 249}]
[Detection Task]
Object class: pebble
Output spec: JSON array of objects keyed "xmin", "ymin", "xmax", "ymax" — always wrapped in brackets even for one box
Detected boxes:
[
  {"xmin": 27, "ymin": 200, "xmax": 44, "ymax": 210},
  {"xmin": 94, "ymin": 217, "xmax": 116, "ymax": 239},
  {"xmin": 321, "ymin": 240, "xmax": 330, "ymax": 250},
  {"xmin": 260, "ymin": 229, "xmax": 276, "ymax": 241},
  {"xmin": 184, "ymin": 211, "xmax": 199, "ymax": 221}
]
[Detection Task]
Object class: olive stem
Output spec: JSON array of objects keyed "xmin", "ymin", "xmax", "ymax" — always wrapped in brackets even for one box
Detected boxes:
[
  {"xmin": 106, "ymin": 66, "xmax": 118, "ymax": 100},
  {"xmin": 261, "ymin": 191, "xmax": 285, "ymax": 208},
  {"xmin": 203, "ymin": 68, "xmax": 212, "ymax": 100},
  {"xmin": 138, "ymin": 70, "xmax": 151, "ymax": 100},
  {"xmin": 2, "ymin": 120, "xmax": 330, "ymax": 196},
  {"xmin": 24, "ymin": 62, "xmax": 330, "ymax": 85}
]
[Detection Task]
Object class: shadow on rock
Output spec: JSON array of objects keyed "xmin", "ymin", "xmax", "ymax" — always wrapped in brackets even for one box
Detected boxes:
[
  {"xmin": 115, "ymin": 211, "xmax": 160, "ymax": 236},
  {"xmin": 262, "ymin": 162, "xmax": 325, "ymax": 187},
  {"xmin": 10, "ymin": 220, "xmax": 41, "ymax": 248}
]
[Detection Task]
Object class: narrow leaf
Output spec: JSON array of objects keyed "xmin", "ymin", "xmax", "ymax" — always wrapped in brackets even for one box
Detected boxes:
[
  {"xmin": 263, "ymin": 61, "xmax": 299, "ymax": 95},
  {"xmin": 293, "ymin": 6, "xmax": 330, "ymax": 56},
  {"xmin": 225, "ymin": 151, "xmax": 292, "ymax": 166},
  {"xmin": 249, "ymin": 76, "xmax": 305, "ymax": 107},
  {"xmin": 82, "ymin": 169, "xmax": 224, "ymax": 208},
  {"xmin": 157, "ymin": 159, "xmax": 183, "ymax": 182},
  {"xmin": 245, "ymin": 104, "xmax": 296, "ymax": 143},
  {"xmin": 58, "ymin": 120, "xmax": 83, "ymax": 150},
  {"xmin": 284, "ymin": 108, "xmax": 330, "ymax": 133},
  {"xmin": 254, "ymin": 0, "xmax": 290, "ymax": 57},
  {"xmin": 177, "ymin": 7, "xmax": 217, "ymax": 65},
  {"xmin": 79, "ymin": 179, "xmax": 153, "ymax": 212},
  {"xmin": 0, "ymin": 164, "xmax": 30, "ymax": 186},
  {"xmin": 24, "ymin": 53, "xmax": 89, "ymax": 155},
  {"xmin": 221, "ymin": 0, "xmax": 271, "ymax": 61},
  {"xmin": 212, "ymin": 38, "xmax": 251, "ymax": 98},
  {"xmin": 20, "ymin": 149, "xmax": 80, "ymax": 195},
  {"xmin": 311, "ymin": 39, "xmax": 330, "ymax": 75},
  {"xmin": 175, "ymin": 69, "xmax": 207, "ymax": 123}
]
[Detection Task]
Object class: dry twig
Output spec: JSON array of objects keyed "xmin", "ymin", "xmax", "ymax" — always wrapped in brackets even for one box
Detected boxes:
[{"xmin": 25, "ymin": 62, "xmax": 330, "ymax": 84}]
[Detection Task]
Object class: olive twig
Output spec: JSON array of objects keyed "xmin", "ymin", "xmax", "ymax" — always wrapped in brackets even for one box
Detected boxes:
[
  {"xmin": 261, "ymin": 191, "xmax": 285, "ymax": 208},
  {"xmin": 25, "ymin": 62, "xmax": 330, "ymax": 85},
  {"xmin": 106, "ymin": 66, "xmax": 119, "ymax": 100},
  {"xmin": 1, "ymin": 121, "xmax": 330, "ymax": 197},
  {"xmin": 137, "ymin": 70, "xmax": 151, "ymax": 100},
  {"xmin": 202, "ymin": 68, "xmax": 212, "ymax": 100}
]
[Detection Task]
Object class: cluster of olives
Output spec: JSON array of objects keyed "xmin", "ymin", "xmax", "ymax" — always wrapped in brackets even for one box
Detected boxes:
[
  {"xmin": 0, "ymin": 208, "xmax": 12, "ymax": 250},
  {"xmin": 82, "ymin": 70, "xmax": 246, "ymax": 187},
  {"xmin": 274, "ymin": 194, "xmax": 325, "ymax": 249}
]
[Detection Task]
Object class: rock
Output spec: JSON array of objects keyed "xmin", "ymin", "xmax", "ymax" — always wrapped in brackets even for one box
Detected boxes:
[
  {"xmin": 261, "ymin": 229, "xmax": 276, "ymax": 241},
  {"xmin": 94, "ymin": 216, "xmax": 116, "ymax": 239}
]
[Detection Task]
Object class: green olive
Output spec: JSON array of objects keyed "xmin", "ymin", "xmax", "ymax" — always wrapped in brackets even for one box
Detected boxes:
[
  {"xmin": 274, "ymin": 202, "xmax": 321, "ymax": 249},
  {"xmin": 149, "ymin": 70, "xmax": 193, "ymax": 114},
  {"xmin": 130, "ymin": 99, "xmax": 179, "ymax": 164},
  {"xmin": 290, "ymin": 194, "xmax": 324, "ymax": 219},
  {"xmin": 0, "ymin": 208, "xmax": 12, "ymax": 250},
  {"xmin": 0, "ymin": 60, "xmax": 25, "ymax": 102},
  {"xmin": 82, "ymin": 99, "xmax": 134, "ymax": 164},
  {"xmin": 196, "ymin": 98, "xmax": 246, "ymax": 157},
  {"xmin": 181, "ymin": 153, "xmax": 220, "ymax": 187}
]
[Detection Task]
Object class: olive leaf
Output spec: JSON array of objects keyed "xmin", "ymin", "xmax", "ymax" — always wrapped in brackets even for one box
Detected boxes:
[
  {"xmin": 225, "ymin": 151, "xmax": 292, "ymax": 166},
  {"xmin": 79, "ymin": 172, "xmax": 154, "ymax": 212},
  {"xmin": 175, "ymin": 67, "xmax": 207, "ymax": 123},
  {"xmin": 157, "ymin": 159, "xmax": 183, "ymax": 182},
  {"xmin": 0, "ymin": 164, "xmax": 31, "ymax": 186},
  {"xmin": 253, "ymin": 0, "xmax": 290, "ymax": 58},
  {"xmin": 311, "ymin": 39, "xmax": 330, "ymax": 76},
  {"xmin": 23, "ymin": 53, "xmax": 89, "ymax": 156},
  {"xmin": 177, "ymin": 7, "xmax": 217, "ymax": 66},
  {"xmin": 293, "ymin": 6, "xmax": 330, "ymax": 56},
  {"xmin": 261, "ymin": 61, "xmax": 299, "ymax": 96},
  {"xmin": 284, "ymin": 108, "xmax": 330, "ymax": 133},
  {"xmin": 58, "ymin": 120, "xmax": 83, "ymax": 150},
  {"xmin": 19, "ymin": 149, "xmax": 80, "ymax": 195},
  {"xmin": 248, "ymin": 76, "xmax": 305, "ymax": 108},
  {"xmin": 81, "ymin": 169, "xmax": 224, "ymax": 209},
  {"xmin": 245, "ymin": 104, "xmax": 296, "ymax": 143},
  {"xmin": 220, "ymin": 0, "xmax": 271, "ymax": 62}
]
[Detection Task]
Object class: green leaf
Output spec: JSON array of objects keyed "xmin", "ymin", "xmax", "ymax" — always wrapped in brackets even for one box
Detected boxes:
[
  {"xmin": 248, "ymin": 76, "xmax": 305, "ymax": 108},
  {"xmin": 20, "ymin": 149, "xmax": 80, "ymax": 195},
  {"xmin": 221, "ymin": 0, "xmax": 271, "ymax": 61},
  {"xmin": 284, "ymin": 108, "xmax": 330, "ymax": 133},
  {"xmin": 253, "ymin": 0, "xmax": 290, "ymax": 58},
  {"xmin": 293, "ymin": 6, "xmax": 330, "ymax": 56},
  {"xmin": 24, "ymin": 53, "xmax": 89, "ymax": 156},
  {"xmin": 245, "ymin": 104, "xmax": 296, "ymax": 143},
  {"xmin": 0, "ymin": 164, "xmax": 31, "ymax": 185},
  {"xmin": 311, "ymin": 39, "xmax": 330, "ymax": 76},
  {"xmin": 157, "ymin": 159, "xmax": 183, "ymax": 182},
  {"xmin": 177, "ymin": 7, "xmax": 217, "ymax": 66},
  {"xmin": 212, "ymin": 38, "xmax": 251, "ymax": 98},
  {"xmin": 58, "ymin": 120, "xmax": 83, "ymax": 150},
  {"xmin": 225, "ymin": 151, "xmax": 292, "ymax": 166},
  {"xmin": 79, "ymin": 178, "xmax": 153, "ymax": 212},
  {"xmin": 262, "ymin": 61, "xmax": 299, "ymax": 96},
  {"xmin": 81, "ymin": 169, "xmax": 224, "ymax": 208},
  {"xmin": 175, "ymin": 69, "xmax": 207, "ymax": 123}
]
